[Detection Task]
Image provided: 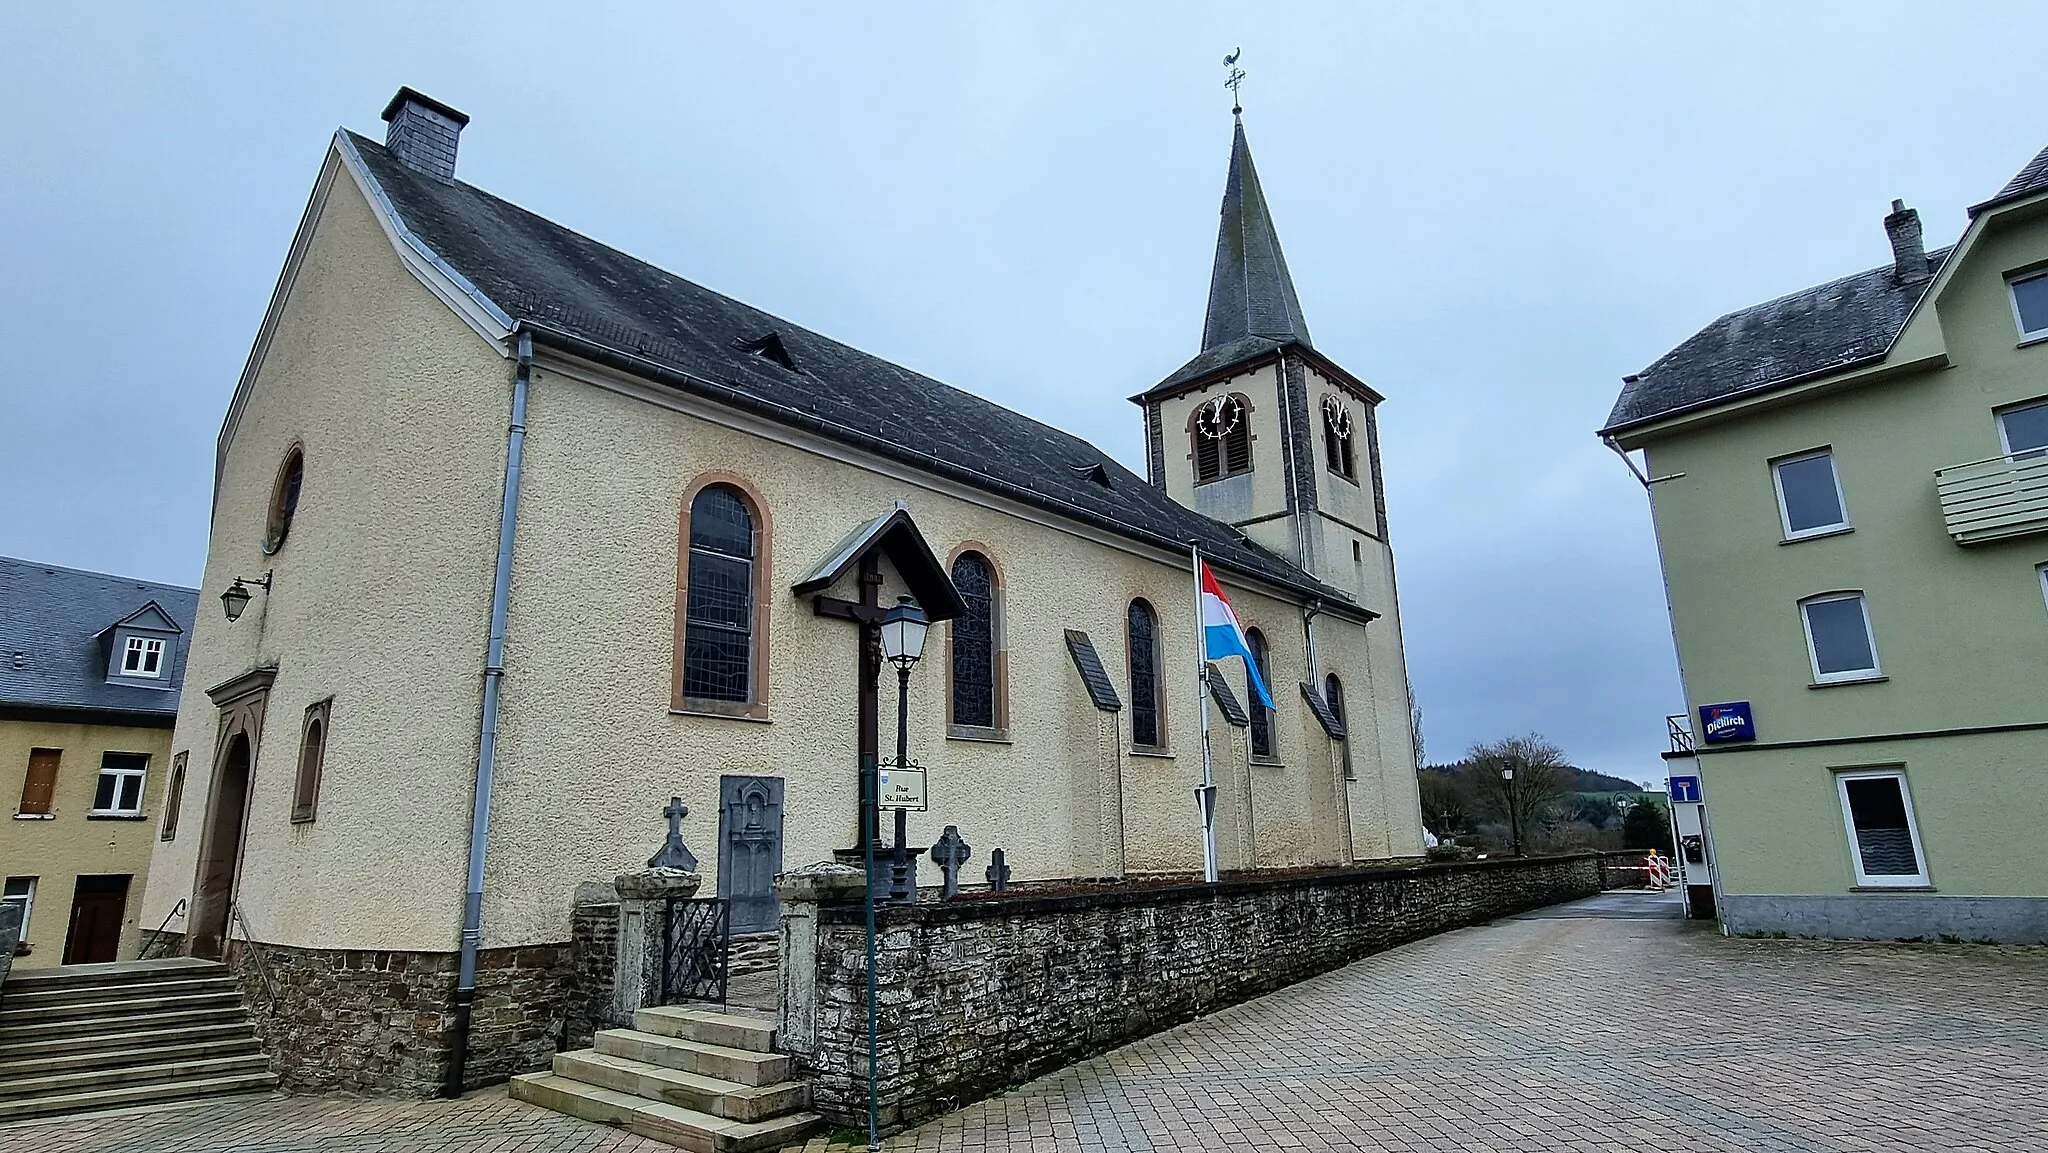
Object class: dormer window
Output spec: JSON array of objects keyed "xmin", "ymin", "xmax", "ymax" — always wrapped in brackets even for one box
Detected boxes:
[
  {"xmin": 1192, "ymin": 394, "xmax": 1252, "ymax": 485},
  {"xmin": 1321, "ymin": 394, "xmax": 1357, "ymax": 482},
  {"xmin": 122, "ymin": 636, "xmax": 165, "ymax": 678}
]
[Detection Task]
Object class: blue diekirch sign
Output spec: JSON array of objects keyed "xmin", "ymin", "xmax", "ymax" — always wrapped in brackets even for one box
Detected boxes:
[{"xmin": 1698, "ymin": 701, "xmax": 1756, "ymax": 744}]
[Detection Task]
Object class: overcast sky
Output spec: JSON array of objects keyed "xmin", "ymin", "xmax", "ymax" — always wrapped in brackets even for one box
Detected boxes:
[{"xmin": 5, "ymin": 3, "xmax": 2045, "ymax": 780}]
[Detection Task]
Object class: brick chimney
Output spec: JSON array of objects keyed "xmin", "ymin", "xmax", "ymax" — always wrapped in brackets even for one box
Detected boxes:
[
  {"xmin": 1885, "ymin": 198, "xmax": 1930, "ymax": 283},
  {"xmin": 380, "ymin": 87, "xmax": 469, "ymax": 179}
]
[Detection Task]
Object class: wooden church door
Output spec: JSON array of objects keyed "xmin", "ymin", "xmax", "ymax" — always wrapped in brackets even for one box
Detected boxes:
[{"xmin": 717, "ymin": 775, "xmax": 784, "ymax": 934}]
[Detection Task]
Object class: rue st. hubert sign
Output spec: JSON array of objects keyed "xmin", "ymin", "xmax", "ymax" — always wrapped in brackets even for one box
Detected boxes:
[{"xmin": 878, "ymin": 764, "xmax": 927, "ymax": 812}]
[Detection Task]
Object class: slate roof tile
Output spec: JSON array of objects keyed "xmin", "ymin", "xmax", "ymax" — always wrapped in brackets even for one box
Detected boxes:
[
  {"xmin": 345, "ymin": 133, "xmax": 1354, "ymax": 609},
  {"xmin": 1602, "ymin": 248, "xmax": 1951, "ymax": 434},
  {"xmin": 0, "ymin": 556, "xmax": 198, "ymax": 717}
]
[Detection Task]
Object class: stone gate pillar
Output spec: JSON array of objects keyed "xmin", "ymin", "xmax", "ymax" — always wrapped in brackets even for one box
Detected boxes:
[
  {"xmin": 773, "ymin": 861, "xmax": 865, "ymax": 1057},
  {"xmin": 611, "ymin": 867, "xmax": 700, "ymax": 1025}
]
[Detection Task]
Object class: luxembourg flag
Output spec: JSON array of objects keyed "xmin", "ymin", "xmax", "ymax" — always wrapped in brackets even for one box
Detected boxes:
[{"xmin": 1200, "ymin": 559, "xmax": 1273, "ymax": 709}]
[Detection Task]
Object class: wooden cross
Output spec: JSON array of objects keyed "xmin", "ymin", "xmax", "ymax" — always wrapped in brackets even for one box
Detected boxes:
[
  {"xmin": 930, "ymin": 826, "xmax": 972, "ymax": 899},
  {"xmin": 812, "ymin": 553, "xmax": 887, "ymax": 849},
  {"xmin": 985, "ymin": 848, "xmax": 1011, "ymax": 893},
  {"xmin": 647, "ymin": 795, "xmax": 699, "ymax": 872}
]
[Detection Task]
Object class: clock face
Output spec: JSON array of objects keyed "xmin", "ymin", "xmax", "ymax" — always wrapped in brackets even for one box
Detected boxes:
[
  {"xmin": 1321, "ymin": 394, "xmax": 1352, "ymax": 439},
  {"xmin": 1196, "ymin": 395, "xmax": 1243, "ymax": 440}
]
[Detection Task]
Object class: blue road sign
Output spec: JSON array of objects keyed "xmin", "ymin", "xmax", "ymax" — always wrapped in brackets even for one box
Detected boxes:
[{"xmin": 1668, "ymin": 775, "xmax": 1702, "ymax": 804}]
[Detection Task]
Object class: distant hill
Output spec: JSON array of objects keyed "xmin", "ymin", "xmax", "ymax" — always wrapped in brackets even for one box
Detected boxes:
[{"xmin": 1420, "ymin": 762, "xmax": 1650, "ymax": 794}]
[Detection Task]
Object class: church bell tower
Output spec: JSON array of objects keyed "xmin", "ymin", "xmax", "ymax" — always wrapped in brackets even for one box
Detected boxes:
[{"xmin": 1132, "ymin": 115, "xmax": 1393, "ymax": 615}]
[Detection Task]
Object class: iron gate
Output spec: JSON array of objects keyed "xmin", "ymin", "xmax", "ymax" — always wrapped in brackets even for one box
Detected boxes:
[{"xmin": 659, "ymin": 894, "xmax": 730, "ymax": 1005}]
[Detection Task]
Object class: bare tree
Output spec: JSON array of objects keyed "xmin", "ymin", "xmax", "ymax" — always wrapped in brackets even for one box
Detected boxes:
[
  {"xmin": 1417, "ymin": 771, "xmax": 1470, "ymax": 837},
  {"xmin": 1407, "ymin": 679, "xmax": 1426, "ymax": 770},
  {"xmin": 1463, "ymin": 734, "xmax": 1572, "ymax": 850}
]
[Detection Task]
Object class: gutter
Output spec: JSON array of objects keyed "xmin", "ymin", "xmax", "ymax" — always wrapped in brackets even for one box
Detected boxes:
[
  {"xmin": 446, "ymin": 328, "xmax": 532, "ymax": 1097},
  {"xmin": 519, "ymin": 321, "xmax": 1378, "ymax": 625}
]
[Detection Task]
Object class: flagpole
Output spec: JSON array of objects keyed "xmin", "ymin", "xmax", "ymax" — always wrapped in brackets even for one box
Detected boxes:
[{"xmin": 1191, "ymin": 542, "xmax": 1219, "ymax": 884}]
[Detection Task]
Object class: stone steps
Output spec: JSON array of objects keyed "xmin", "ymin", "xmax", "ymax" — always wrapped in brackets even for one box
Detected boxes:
[
  {"xmin": 0, "ymin": 1021, "xmax": 257, "ymax": 1065},
  {"xmin": 0, "ymin": 1034, "xmax": 264, "ymax": 1082},
  {"xmin": 0, "ymin": 1071, "xmax": 279, "ymax": 1125},
  {"xmin": 512, "ymin": 1074, "xmax": 819, "ymax": 1153},
  {"xmin": 0, "ymin": 959, "xmax": 275, "ymax": 1120},
  {"xmin": 511, "ymin": 1005, "xmax": 817, "ymax": 1152}
]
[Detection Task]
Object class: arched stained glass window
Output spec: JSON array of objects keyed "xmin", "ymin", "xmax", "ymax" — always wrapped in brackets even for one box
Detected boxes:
[
  {"xmin": 1247, "ymin": 628, "xmax": 1274, "ymax": 759},
  {"xmin": 950, "ymin": 552, "xmax": 997, "ymax": 729},
  {"xmin": 682, "ymin": 485, "xmax": 757, "ymax": 703},
  {"xmin": 1128, "ymin": 599, "xmax": 1164, "ymax": 748}
]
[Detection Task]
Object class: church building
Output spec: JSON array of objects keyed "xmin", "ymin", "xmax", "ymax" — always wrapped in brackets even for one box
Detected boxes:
[{"xmin": 137, "ymin": 88, "xmax": 1424, "ymax": 1091}]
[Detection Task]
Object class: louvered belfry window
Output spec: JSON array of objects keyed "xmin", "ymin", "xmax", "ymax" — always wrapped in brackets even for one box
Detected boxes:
[
  {"xmin": 950, "ymin": 552, "xmax": 996, "ymax": 728},
  {"xmin": 683, "ymin": 486, "xmax": 757, "ymax": 703},
  {"xmin": 1192, "ymin": 395, "xmax": 1251, "ymax": 484},
  {"xmin": 1247, "ymin": 629, "xmax": 1274, "ymax": 758},
  {"xmin": 1127, "ymin": 599, "xmax": 1164, "ymax": 748}
]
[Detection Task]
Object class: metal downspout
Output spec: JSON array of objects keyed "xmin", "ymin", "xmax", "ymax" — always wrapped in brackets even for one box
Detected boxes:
[{"xmin": 447, "ymin": 328, "xmax": 532, "ymax": 1097}]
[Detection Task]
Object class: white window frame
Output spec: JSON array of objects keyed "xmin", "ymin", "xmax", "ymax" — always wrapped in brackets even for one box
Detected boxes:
[
  {"xmin": 121, "ymin": 635, "xmax": 165, "ymax": 678},
  {"xmin": 1995, "ymin": 397, "xmax": 2048, "ymax": 460},
  {"xmin": 1771, "ymin": 448, "xmax": 1850, "ymax": 540},
  {"xmin": 2, "ymin": 876, "xmax": 33, "ymax": 935},
  {"xmin": 90, "ymin": 754, "xmax": 148, "ymax": 817},
  {"xmin": 1834, "ymin": 768, "xmax": 1930, "ymax": 888},
  {"xmin": 2007, "ymin": 270, "xmax": 2048, "ymax": 341},
  {"xmin": 1799, "ymin": 592, "xmax": 1881, "ymax": 684},
  {"xmin": 2038, "ymin": 562, "xmax": 2048, "ymax": 614}
]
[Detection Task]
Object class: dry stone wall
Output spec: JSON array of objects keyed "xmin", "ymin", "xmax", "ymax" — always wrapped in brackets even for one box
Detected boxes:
[
  {"xmin": 226, "ymin": 939, "xmax": 572, "ymax": 1094},
  {"xmin": 785, "ymin": 853, "xmax": 1612, "ymax": 1131}
]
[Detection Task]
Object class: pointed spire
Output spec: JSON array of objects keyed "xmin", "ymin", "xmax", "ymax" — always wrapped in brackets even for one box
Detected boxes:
[{"xmin": 1201, "ymin": 120, "xmax": 1311, "ymax": 352}]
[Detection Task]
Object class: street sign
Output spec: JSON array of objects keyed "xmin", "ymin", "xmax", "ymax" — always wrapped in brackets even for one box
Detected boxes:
[
  {"xmin": 878, "ymin": 765, "xmax": 927, "ymax": 812},
  {"xmin": 1698, "ymin": 701, "xmax": 1755, "ymax": 744},
  {"xmin": 1668, "ymin": 775, "xmax": 1702, "ymax": 804}
]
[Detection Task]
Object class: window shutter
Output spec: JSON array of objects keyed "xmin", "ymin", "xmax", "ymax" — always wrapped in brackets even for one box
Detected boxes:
[
  {"xmin": 20, "ymin": 749, "xmax": 59, "ymax": 815},
  {"xmin": 1224, "ymin": 422, "xmax": 1251, "ymax": 474},
  {"xmin": 1194, "ymin": 433, "xmax": 1220, "ymax": 484}
]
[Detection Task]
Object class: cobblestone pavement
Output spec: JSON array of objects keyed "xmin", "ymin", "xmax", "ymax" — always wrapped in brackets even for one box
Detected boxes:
[{"xmin": 6, "ymin": 890, "xmax": 2042, "ymax": 1152}]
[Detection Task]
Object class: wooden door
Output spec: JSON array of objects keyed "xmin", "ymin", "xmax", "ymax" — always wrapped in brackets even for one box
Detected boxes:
[{"xmin": 63, "ymin": 875, "xmax": 131, "ymax": 964}]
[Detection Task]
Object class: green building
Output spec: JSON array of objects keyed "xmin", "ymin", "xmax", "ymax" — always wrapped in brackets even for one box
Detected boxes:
[{"xmin": 1600, "ymin": 143, "xmax": 2048, "ymax": 943}]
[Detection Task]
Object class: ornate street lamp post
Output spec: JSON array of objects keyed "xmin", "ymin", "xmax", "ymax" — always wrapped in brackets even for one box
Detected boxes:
[
  {"xmin": 879, "ymin": 596, "xmax": 929, "ymax": 901},
  {"xmin": 1500, "ymin": 762, "xmax": 1522, "ymax": 857}
]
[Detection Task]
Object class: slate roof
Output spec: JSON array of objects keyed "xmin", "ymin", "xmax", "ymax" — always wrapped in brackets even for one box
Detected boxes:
[
  {"xmin": 1601, "ymin": 247, "xmax": 1952, "ymax": 435},
  {"xmin": 1973, "ymin": 141, "xmax": 2048, "ymax": 216},
  {"xmin": 0, "ymin": 556, "xmax": 198, "ymax": 719},
  {"xmin": 1201, "ymin": 121, "xmax": 1311, "ymax": 354},
  {"xmin": 343, "ymin": 133, "xmax": 1358, "ymax": 611}
]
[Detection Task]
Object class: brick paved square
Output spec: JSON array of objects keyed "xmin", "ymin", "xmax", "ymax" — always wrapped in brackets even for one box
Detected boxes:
[{"xmin": 3, "ymin": 891, "xmax": 2040, "ymax": 1152}]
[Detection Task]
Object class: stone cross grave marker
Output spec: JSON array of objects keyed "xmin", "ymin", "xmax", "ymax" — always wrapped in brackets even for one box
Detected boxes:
[
  {"xmin": 648, "ymin": 795, "xmax": 700, "ymax": 872},
  {"xmin": 930, "ymin": 826, "xmax": 972, "ymax": 899},
  {"xmin": 985, "ymin": 848, "xmax": 1011, "ymax": 892}
]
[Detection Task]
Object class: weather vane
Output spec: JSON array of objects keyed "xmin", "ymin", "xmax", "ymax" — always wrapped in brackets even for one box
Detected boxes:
[{"xmin": 1223, "ymin": 48, "xmax": 1245, "ymax": 117}]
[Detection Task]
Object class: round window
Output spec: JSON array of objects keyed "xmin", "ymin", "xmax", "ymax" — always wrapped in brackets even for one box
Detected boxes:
[{"xmin": 261, "ymin": 446, "xmax": 304, "ymax": 555}]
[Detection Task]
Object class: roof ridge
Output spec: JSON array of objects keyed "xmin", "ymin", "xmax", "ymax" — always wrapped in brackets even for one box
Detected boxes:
[{"xmin": 0, "ymin": 554, "xmax": 198, "ymax": 594}]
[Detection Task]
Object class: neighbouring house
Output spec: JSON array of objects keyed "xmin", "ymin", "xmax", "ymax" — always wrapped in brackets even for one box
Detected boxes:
[
  {"xmin": 0, "ymin": 556, "xmax": 199, "ymax": 966},
  {"xmin": 1601, "ymin": 142, "xmax": 2048, "ymax": 943},
  {"xmin": 137, "ymin": 88, "xmax": 1425, "ymax": 1093}
]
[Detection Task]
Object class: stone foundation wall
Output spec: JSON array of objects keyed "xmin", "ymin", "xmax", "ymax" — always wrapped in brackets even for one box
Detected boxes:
[
  {"xmin": 567, "ymin": 901, "xmax": 620, "ymax": 1049},
  {"xmin": 731, "ymin": 930, "xmax": 779, "ymax": 976},
  {"xmin": 225, "ymin": 939, "xmax": 573, "ymax": 1094},
  {"xmin": 785, "ymin": 853, "xmax": 1609, "ymax": 1131}
]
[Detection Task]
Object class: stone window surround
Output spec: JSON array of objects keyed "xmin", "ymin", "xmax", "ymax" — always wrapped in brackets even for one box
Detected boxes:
[
  {"xmin": 672, "ymin": 471, "xmax": 775, "ymax": 721},
  {"xmin": 944, "ymin": 541, "xmax": 1010, "ymax": 742},
  {"xmin": 1125, "ymin": 597, "xmax": 1169, "ymax": 754},
  {"xmin": 160, "ymin": 750, "xmax": 188, "ymax": 841},
  {"xmin": 261, "ymin": 442, "xmax": 306, "ymax": 556},
  {"xmin": 291, "ymin": 697, "xmax": 332, "ymax": 824}
]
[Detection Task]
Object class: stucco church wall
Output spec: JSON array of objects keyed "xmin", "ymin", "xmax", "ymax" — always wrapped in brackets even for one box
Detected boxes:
[
  {"xmin": 139, "ymin": 164, "xmax": 511, "ymax": 952},
  {"xmin": 481, "ymin": 361, "xmax": 1390, "ymax": 944}
]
